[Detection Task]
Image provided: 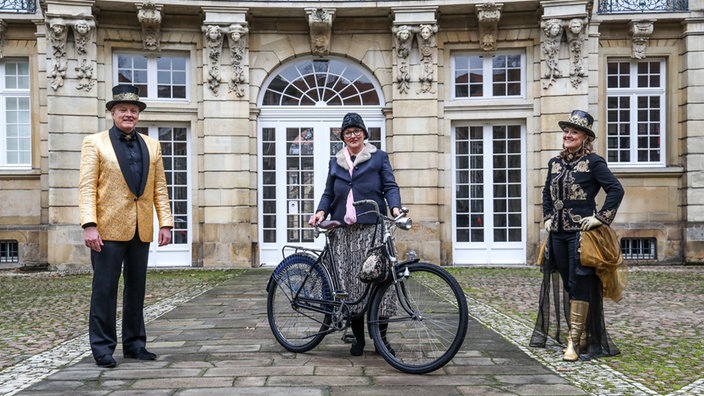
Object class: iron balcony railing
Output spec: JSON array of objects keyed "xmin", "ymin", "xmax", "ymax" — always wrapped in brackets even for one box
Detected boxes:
[
  {"xmin": 0, "ymin": 0, "xmax": 36, "ymax": 13},
  {"xmin": 598, "ymin": 0, "xmax": 688, "ymax": 13}
]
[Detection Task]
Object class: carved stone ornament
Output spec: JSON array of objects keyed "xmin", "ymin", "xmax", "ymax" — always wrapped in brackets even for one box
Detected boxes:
[
  {"xmin": 72, "ymin": 19, "xmax": 94, "ymax": 56},
  {"xmin": 306, "ymin": 8, "xmax": 335, "ymax": 57},
  {"xmin": 540, "ymin": 18, "xmax": 563, "ymax": 89},
  {"xmin": 392, "ymin": 24, "xmax": 413, "ymax": 94},
  {"xmin": 47, "ymin": 18, "xmax": 69, "ymax": 91},
  {"xmin": 565, "ymin": 17, "xmax": 587, "ymax": 88},
  {"xmin": 137, "ymin": 2, "xmax": 162, "ymax": 51},
  {"xmin": 227, "ymin": 23, "xmax": 249, "ymax": 97},
  {"xmin": 416, "ymin": 24, "xmax": 437, "ymax": 94},
  {"xmin": 477, "ymin": 2, "xmax": 501, "ymax": 52},
  {"xmin": 75, "ymin": 59, "xmax": 95, "ymax": 91},
  {"xmin": 0, "ymin": 20, "xmax": 7, "ymax": 59},
  {"xmin": 203, "ymin": 24, "xmax": 224, "ymax": 93},
  {"xmin": 630, "ymin": 20, "xmax": 654, "ymax": 60}
]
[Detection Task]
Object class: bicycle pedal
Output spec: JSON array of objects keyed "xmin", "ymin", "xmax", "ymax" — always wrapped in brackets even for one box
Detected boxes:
[{"xmin": 333, "ymin": 291, "xmax": 349, "ymax": 299}]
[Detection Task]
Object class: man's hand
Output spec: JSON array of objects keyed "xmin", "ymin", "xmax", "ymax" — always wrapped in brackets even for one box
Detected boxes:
[
  {"xmin": 544, "ymin": 219, "xmax": 552, "ymax": 233},
  {"xmin": 84, "ymin": 226, "xmax": 104, "ymax": 252},
  {"xmin": 580, "ymin": 216, "xmax": 603, "ymax": 231},
  {"xmin": 158, "ymin": 227, "xmax": 172, "ymax": 246}
]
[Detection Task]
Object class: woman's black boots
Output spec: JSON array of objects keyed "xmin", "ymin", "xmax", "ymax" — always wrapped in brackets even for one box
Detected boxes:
[{"xmin": 350, "ymin": 317, "xmax": 366, "ymax": 356}]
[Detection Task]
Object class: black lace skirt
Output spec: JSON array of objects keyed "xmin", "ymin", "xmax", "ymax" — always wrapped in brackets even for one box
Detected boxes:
[
  {"xmin": 529, "ymin": 236, "xmax": 621, "ymax": 360},
  {"xmin": 328, "ymin": 223, "xmax": 395, "ymax": 318}
]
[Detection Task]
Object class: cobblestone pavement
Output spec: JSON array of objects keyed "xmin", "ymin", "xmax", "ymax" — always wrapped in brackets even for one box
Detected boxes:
[{"xmin": 1, "ymin": 267, "xmax": 702, "ymax": 396}]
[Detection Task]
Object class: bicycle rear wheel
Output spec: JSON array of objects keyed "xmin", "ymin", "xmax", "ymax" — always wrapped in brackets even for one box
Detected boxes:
[
  {"xmin": 368, "ymin": 262, "xmax": 469, "ymax": 374},
  {"xmin": 267, "ymin": 253, "xmax": 333, "ymax": 353}
]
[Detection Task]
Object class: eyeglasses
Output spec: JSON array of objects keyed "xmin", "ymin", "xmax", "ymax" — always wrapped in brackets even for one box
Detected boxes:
[{"xmin": 343, "ymin": 129, "xmax": 364, "ymax": 138}]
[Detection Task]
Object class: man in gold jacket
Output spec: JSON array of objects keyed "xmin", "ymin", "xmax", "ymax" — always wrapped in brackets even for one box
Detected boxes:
[{"xmin": 79, "ymin": 85, "xmax": 173, "ymax": 368}]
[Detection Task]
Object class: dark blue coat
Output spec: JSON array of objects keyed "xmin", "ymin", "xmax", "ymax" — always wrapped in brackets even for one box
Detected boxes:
[
  {"xmin": 543, "ymin": 153, "xmax": 624, "ymax": 232},
  {"xmin": 317, "ymin": 143, "xmax": 401, "ymax": 224}
]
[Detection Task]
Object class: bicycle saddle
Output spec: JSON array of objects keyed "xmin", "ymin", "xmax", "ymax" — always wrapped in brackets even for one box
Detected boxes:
[{"xmin": 317, "ymin": 220, "xmax": 342, "ymax": 230}]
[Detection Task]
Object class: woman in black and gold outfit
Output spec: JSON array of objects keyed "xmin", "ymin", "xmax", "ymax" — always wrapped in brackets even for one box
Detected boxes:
[{"xmin": 530, "ymin": 110, "xmax": 624, "ymax": 361}]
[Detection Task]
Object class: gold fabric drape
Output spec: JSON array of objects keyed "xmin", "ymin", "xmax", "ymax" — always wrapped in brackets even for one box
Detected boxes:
[{"xmin": 579, "ymin": 225, "xmax": 627, "ymax": 301}]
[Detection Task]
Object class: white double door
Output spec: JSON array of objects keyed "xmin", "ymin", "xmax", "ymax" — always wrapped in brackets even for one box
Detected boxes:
[{"xmin": 258, "ymin": 116, "xmax": 382, "ymax": 266}]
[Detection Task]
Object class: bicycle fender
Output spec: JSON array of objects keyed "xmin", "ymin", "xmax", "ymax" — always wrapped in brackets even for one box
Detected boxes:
[{"xmin": 266, "ymin": 252, "xmax": 319, "ymax": 293}]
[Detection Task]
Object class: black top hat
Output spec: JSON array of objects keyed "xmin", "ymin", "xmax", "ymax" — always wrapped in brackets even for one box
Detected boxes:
[
  {"xmin": 106, "ymin": 85, "xmax": 147, "ymax": 112},
  {"xmin": 558, "ymin": 109, "xmax": 595, "ymax": 138}
]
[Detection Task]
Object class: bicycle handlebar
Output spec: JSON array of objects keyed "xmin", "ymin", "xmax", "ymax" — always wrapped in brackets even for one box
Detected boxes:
[{"xmin": 352, "ymin": 200, "xmax": 412, "ymax": 230}]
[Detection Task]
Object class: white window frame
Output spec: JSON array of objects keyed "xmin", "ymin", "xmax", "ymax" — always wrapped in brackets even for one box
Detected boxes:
[
  {"xmin": 112, "ymin": 52, "xmax": 190, "ymax": 103},
  {"xmin": 451, "ymin": 50, "xmax": 526, "ymax": 100},
  {"xmin": 451, "ymin": 121, "xmax": 527, "ymax": 266},
  {"xmin": 0, "ymin": 58, "xmax": 31, "ymax": 169},
  {"xmin": 605, "ymin": 58, "xmax": 666, "ymax": 167}
]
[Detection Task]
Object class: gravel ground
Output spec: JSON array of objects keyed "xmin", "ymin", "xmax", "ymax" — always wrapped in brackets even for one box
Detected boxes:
[
  {"xmin": 451, "ymin": 265, "xmax": 704, "ymax": 395},
  {"xmin": 1, "ymin": 265, "xmax": 702, "ymax": 394}
]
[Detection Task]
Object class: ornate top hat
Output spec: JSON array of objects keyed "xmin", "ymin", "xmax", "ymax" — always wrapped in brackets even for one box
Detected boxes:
[
  {"xmin": 106, "ymin": 85, "xmax": 147, "ymax": 112},
  {"xmin": 558, "ymin": 109, "xmax": 595, "ymax": 138}
]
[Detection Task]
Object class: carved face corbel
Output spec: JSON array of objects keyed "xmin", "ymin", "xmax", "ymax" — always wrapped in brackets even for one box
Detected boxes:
[
  {"xmin": 203, "ymin": 24, "xmax": 224, "ymax": 93},
  {"xmin": 137, "ymin": 2, "xmax": 162, "ymax": 52},
  {"xmin": 630, "ymin": 20, "xmax": 654, "ymax": 60},
  {"xmin": 227, "ymin": 23, "xmax": 249, "ymax": 96},
  {"xmin": 477, "ymin": 3, "xmax": 501, "ymax": 52},
  {"xmin": 306, "ymin": 8, "xmax": 335, "ymax": 57},
  {"xmin": 72, "ymin": 19, "xmax": 95, "ymax": 56}
]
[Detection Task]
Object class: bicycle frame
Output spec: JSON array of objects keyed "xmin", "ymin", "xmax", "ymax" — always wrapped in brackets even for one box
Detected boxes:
[{"xmin": 271, "ymin": 200, "xmax": 420, "ymax": 337}]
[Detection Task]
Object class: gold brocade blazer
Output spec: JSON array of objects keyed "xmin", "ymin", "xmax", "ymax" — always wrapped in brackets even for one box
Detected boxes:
[{"xmin": 79, "ymin": 129, "xmax": 173, "ymax": 242}]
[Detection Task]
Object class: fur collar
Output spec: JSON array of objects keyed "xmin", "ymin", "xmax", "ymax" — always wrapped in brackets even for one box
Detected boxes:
[{"xmin": 336, "ymin": 142, "xmax": 377, "ymax": 170}]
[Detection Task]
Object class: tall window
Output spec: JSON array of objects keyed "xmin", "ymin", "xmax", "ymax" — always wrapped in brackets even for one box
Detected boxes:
[
  {"xmin": 114, "ymin": 53, "xmax": 188, "ymax": 101},
  {"xmin": 452, "ymin": 51, "xmax": 525, "ymax": 99},
  {"xmin": 606, "ymin": 59, "xmax": 665, "ymax": 165},
  {"xmin": 1, "ymin": 59, "xmax": 31, "ymax": 168}
]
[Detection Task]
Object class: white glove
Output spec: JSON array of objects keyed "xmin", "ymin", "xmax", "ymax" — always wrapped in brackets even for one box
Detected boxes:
[
  {"xmin": 580, "ymin": 216, "xmax": 602, "ymax": 231},
  {"xmin": 544, "ymin": 219, "xmax": 552, "ymax": 233}
]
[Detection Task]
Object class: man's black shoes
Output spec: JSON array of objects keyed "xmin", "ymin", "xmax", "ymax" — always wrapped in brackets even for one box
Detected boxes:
[
  {"xmin": 95, "ymin": 355, "xmax": 117, "ymax": 368},
  {"xmin": 124, "ymin": 348, "xmax": 157, "ymax": 360}
]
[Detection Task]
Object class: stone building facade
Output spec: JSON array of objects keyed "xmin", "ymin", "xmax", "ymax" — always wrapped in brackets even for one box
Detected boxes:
[{"xmin": 0, "ymin": 0, "xmax": 701, "ymax": 270}]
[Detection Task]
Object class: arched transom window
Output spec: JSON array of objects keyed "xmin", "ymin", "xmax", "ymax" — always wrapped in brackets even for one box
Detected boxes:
[{"xmin": 262, "ymin": 59, "xmax": 380, "ymax": 106}]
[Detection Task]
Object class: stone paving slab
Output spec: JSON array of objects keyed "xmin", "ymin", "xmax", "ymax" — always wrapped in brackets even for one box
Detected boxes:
[{"xmin": 14, "ymin": 269, "xmax": 585, "ymax": 395}]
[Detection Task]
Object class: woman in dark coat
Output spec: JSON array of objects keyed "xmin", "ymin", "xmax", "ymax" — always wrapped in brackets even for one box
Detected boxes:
[
  {"xmin": 309, "ymin": 112, "xmax": 402, "ymax": 356},
  {"xmin": 530, "ymin": 110, "xmax": 624, "ymax": 361}
]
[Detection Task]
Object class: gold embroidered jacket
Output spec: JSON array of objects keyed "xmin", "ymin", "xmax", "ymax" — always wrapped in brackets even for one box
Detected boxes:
[
  {"xmin": 79, "ymin": 128, "xmax": 173, "ymax": 242},
  {"xmin": 543, "ymin": 153, "xmax": 624, "ymax": 232}
]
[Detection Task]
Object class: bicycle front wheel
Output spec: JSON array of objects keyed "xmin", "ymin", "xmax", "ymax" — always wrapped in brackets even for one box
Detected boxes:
[
  {"xmin": 368, "ymin": 262, "xmax": 469, "ymax": 374},
  {"xmin": 267, "ymin": 253, "xmax": 333, "ymax": 353}
]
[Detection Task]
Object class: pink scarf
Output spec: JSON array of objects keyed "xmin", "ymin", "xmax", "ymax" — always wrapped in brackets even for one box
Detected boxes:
[{"xmin": 342, "ymin": 147, "xmax": 360, "ymax": 224}]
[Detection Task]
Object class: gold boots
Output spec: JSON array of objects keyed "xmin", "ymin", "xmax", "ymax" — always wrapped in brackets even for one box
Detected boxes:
[{"xmin": 563, "ymin": 300, "xmax": 589, "ymax": 361}]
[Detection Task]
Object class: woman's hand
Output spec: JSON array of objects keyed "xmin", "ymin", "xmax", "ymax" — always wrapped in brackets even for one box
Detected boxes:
[
  {"xmin": 580, "ymin": 216, "xmax": 602, "ymax": 231},
  {"xmin": 308, "ymin": 211, "xmax": 326, "ymax": 226}
]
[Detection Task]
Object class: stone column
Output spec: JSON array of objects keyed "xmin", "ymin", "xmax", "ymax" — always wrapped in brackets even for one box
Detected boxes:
[
  {"xmin": 391, "ymin": 7, "xmax": 440, "ymax": 263},
  {"xmin": 200, "ymin": 8, "xmax": 253, "ymax": 267},
  {"xmin": 43, "ymin": 0, "xmax": 99, "ymax": 269},
  {"xmin": 682, "ymin": 17, "xmax": 704, "ymax": 263}
]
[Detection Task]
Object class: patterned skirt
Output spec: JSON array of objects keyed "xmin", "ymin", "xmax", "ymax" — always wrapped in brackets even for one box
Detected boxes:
[{"xmin": 328, "ymin": 223, "xmax": 396, "ymax": 318}]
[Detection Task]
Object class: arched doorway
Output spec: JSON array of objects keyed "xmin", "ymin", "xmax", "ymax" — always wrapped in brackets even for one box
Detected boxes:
[{"xmin": 257, "ymin": 57, "xmax": 385, "ymax": 265}]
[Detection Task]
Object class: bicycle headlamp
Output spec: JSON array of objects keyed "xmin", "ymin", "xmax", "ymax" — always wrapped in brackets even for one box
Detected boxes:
[{"xmin": 395, "ymin": 217, "xmax": 412, "ymax": 230}]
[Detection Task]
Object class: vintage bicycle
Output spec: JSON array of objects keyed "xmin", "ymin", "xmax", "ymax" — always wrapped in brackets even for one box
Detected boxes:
[{"xmin": 266, "ymin": 200, "xmax": 469, "ymax": 374}]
